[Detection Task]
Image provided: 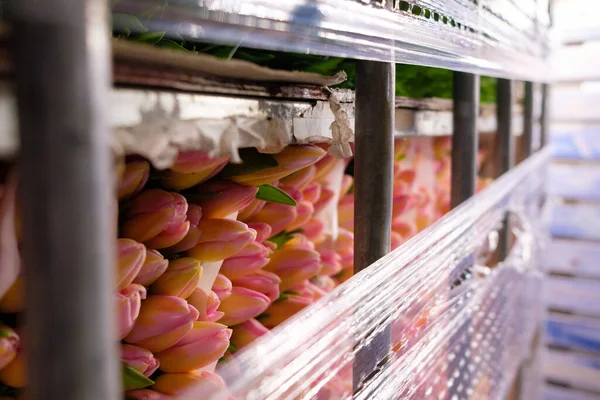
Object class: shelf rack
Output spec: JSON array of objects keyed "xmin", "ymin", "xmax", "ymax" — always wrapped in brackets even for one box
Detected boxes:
[{"xmin": 3, "ymin": 0, "xmax": 550, "ymax": 398}]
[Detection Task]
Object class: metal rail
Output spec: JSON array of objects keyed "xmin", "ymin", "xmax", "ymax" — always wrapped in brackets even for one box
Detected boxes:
[
  {"xmin": 9, "ymin": 0, "xmax": 120, "ymax": 398},
  {"xmin": 523, "ymin": 82, "xmax": 534, "ymax": 159},
  {"xmin": 353, "ymin": 60, "xmax": 395, "ymax": 392}
]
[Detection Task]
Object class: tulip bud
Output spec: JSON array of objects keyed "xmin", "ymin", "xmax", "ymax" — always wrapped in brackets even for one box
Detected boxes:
[
  {"xmin": 302, "ymin": 182, "xmax": 322, "ymax": 204},
  {"xmin": 0, "ymin": 275, "xmax": 24, "ymax": 313},
  {"xmin": 151, "ymin": 258, "xmax": 202, "ymax": 299},
  {"xmin": 416, "ymin": 209, "xmax": 433, "ymax": 232},
  {"xmin": 125, "ymin": 295, "xmax": 199, "ymax": 353},
  {"xmin": 283, "ymin": 233, "xmax": 315, "ymax": 251},
  {"xmin": 118, "ymin": 284, "xmax": 147, "ymax": 339},
  {"xmin": 117, "ymin": 239, "xmax": 147, "ymax": 292},
  {"xmin": 121, "ymin": 344, "xmax": 160, "ymax": 378},
  {"xmin": 260, "ymin": 294, "xmax": 312, "ymax": 329},
  {"xmin": 186, "ymin": 219, "xmax": 255, "ymax": 262},
  {"xmin": 334, "ymin": 268, "xmax": 353, "ymax": 284},
  {"xmin": 313, "ymin": 154, "xmax": 338, "ymax": 183},
  {"xmin": 218, "ymin": 287, "xmax": 270, "ymax": 326},
  {"xmin": 189, "ymin": 180, "xmax": 258, "ymax": 219},
  {"xmin": 229, "ymin": 145, "xmax": 326, "ymax": 186},
  {"xmin": 298, "ymin": 281, "xmax": 328, "ymax": 301},
  {"xmin": 212, "ymin": 274, "xmax": 233, "ymax": 301},
  {"xmin": 0, "ymin": 326, "xmax": 18, "ymax": 370},
  {"xmin": 303, "ymin": 217, "xmax": 326, "ymax": 241},
  {"xmin": 167, "ymin": 204, "xmax": 203, "ymax": 254},
  {"xmin": 122, "ymin": 190, "xmax": 190, "ymax": 249},
  {"xmin": 247, "ymin": 202, "xmax": 297, "ymax": 237},
  {"xmin": 0, "ymin": 347, "xmax": 24, "ymax": 388},
  {"xmin": 279, "ymin": 165, "xmax": 316, "ymax": 190},
  {"xmin": 230, "ymin": 270, "xmax": 281, "ymax": 303},
  {"xmin": 118, "ymin": 161, "xmax": 150, "ymax": 201},
  {"xmin": 392, "ymin": 194, "xmax": 413, "ymax": 219},
  {"xmin": 313, "ymin": 187, "xmax": 335, "ymax": 214},
  {"xmin": 397, "ymin": 169, "xmax": 416, "ymax": 188},
  {"xmin": 158, "ymin": 151, "xmax": 229, "ymax": 190},
  {"xmin": 247, "ymin": 222, "xmax": 272, "ymax": 243},
  {"xmin": 133, "ymin": 249, "xmax": 169, "ymax": 287},
  {"xmin": 155, "ymin": 321, "xmax": 231, "ymax": 372},
  {"xmin": 187, "ymin": 288, "xmax": 224, "ymax": 322},
  {"xmin": 338, "ymin": 195, "xmax": 354, "ymax": 232},
  {"xmin": 238, "ymin": 198, "xmax": 265, "ymax": 222},
  {"xmin": 288, "ymin": 201, "xmax": 314, "ymax": 232},
  {"xmin": 220, "ymin": 241, "xmax": 270, "ymax": 280},
  {"xmin": 264, "ymin": 247, "xmax": 321, "ymax": 291},
  {"xmin": 311, "ymin": 275, "xmax": 336, "ymax": 293},
  {"xmin": 152, "ymin": 371, "xmax": 225, "ymax": 397},
  {"xmin": 316, "ymin": 245, "xmax": 342, "ymax": 276},
  {"xmin": 231, "ymin": 319, "xmax": 270, "ymax": 349}
]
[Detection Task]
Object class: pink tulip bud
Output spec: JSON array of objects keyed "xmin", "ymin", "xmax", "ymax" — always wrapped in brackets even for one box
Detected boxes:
[
  {"xmin": 311, "ymin": 275, "xmax": 336, "ymax": 293},
  {"xmin": 238, "ymin": 198, "xmax": 266, "ymax": 222},
  {"xmin": 247, "ymin": 222, "xmax": 272, "ymax": 243},
  {"xmin": 218, "ymin": 287, "xmax": 270, "ymax": 326},
  {"xmin": 187, "ymin": 288, "xmax": 224, "ymax": 323},
  {"xmin": 230, "ymin": 269, "xmax": 281, "ymax": 303},
  {"xmin": 340, "ymin": 175, "xmax": 353, "ymax": 197},
  {"xmin": 230, "ymin": 145, "xmax": 326, "ymax": 186},
  {"xmin": 338, "ymin": 195, "xmax": 354, "ymax": 232},
  {"xmin": 314, "ymin": 187, "xmax": 335, "ymax": 213},
  {"xmin": 316, "ymin": 245, "xmax": 342, "ymax": 276},
  {"xmin": 313, "ymin": 154, "xmax": 337, "ymax": 183},
  {"xmin": 212, "ymin": 274, "xmax": 233, "ymax": 300},
  {"xmin": 189, "ymin": 180, "xmax": 258, "ymax": 219},
  {"xmin": 392, "ymin": 194, "xmax": 414, "ymax": 219},
  {"xmin": 298, "ymin": 282, "xmax": 328, "ymax": 301},
  {"xmin": 302, "ymin": 182, "xmax": 322, "ymax": 204},
  {"xmin": 303, "ymin": 217, "xmax": 326, "ymax": 241},
  {"xmin": 167, "ymin": 204, "xmax": 203, "ymax": 254},
  {"xmin": 264, "ymin": 247, "xmax": 321, "ymax": 291},
  {"xmin": 117, "ymin": 239, "xmax": 147, "ymax": 291},
  {"xmin": 231, "ymin": 319, "xmax": 270, "ymax": 349},
  {"xmin": 279, "ymin": 165, "xmax": 316, "ymax": 190},
  {"xmin": 220, "ymin": 241, "xmax": 270, "ymax": 280},
  {"xmin": 397, "ymin": 169, "xmax": 416, "ymax": 188},
  {"xmin": 288, "ymin": 200, "xmax": 314, "ymax": 232},
  {"xmin": 152, "ymin": 371, "xmax": 225, "ymax": 397},
  {"xmin": 260, "ymin": 294, "xmax": 312, "ymax": 329},
  {"xmin": 0, "ymin": 326, "xmax": 18, "ymax": 370},
  {"xmin": 117, "ymin": 284, "xmax": 147, "ymax": 339},
  {"xmin": 155, "ymin": 321, "xmax": 231, "ymax": 372},
  {"xmin": 416, "ymin": 209, "xmax": 433, "ymax": 232},
  {"xmin": 122, "ymin": 190, "xmax": 190, "ymax": 249},
  {"xmin": 150, "ymin": 258, "xmax": 202, "ymax": 299},
  {"xmin": 158, "ymin": 151, "xmax": 229, "ymax": 190},
  {"xmin": 282, "ymin": 233, "xmax": 315, "ymax": 251},
  {"xmin": 335, "ymin": 268, "xmax": 353, "ymax": 284},
  {"xmin": 186, "ymin": 219, "xmax": 255, "ymax": 262},
  {"xmin": 125, "ymin": 295, "xmax": 199, "ymax": 352},
  {"xmin": 247, "ymin": 203, "xmax": 297, "ymax": 237},
  {"xmin": 133, "ymin": 249, "xmax": 169, "ymax": 287},
  {"xmin": 121, "ymin": 344, "xmax": 160, "ymax": 377},
  {"xmin": 118, "ymin": 161, "xmax": 150, "ymax": 201}
]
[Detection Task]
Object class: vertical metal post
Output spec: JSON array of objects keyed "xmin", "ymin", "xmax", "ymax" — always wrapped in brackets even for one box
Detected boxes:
[
  {"xmin": 450, "ymin": 71, "xmax": 479, "ymax": 398},
  {"xmin": 353, "ymin": 60, "xmax": 395, "ymax": 392},
  {"xmin": 496, "ymin": 79, "xmax": 515, "ymax": 259},
  {"xmin": 9, "ymin": 1, "xmax": 120, "ymax": 399},
  {"xmin": 523, "ymin": 82, "xmax": 534, "ymax": 159},
  {"xmin": 540, "ymin": 83, "xmax": 549, "ymax": 149},
  {"xmin": 451, "ymin": 72, "xmax": 479, "ymax": 207}
]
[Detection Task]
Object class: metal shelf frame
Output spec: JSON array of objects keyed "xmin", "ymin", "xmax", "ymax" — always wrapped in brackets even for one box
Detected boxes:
[{"xmin": 4, "ymin": 0, "xmax": 548, "ymax": 398}]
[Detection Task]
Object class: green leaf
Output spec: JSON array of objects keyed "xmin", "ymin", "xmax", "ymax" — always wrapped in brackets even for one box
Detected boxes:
[
  {"xmin": 228, "ymin": 343, "xmax": 238, "ymax": 353},
  {"xmin": 0, "ymin": 328, "xmax": 10, "ymax": 338},
  {"xmin": 256, "ymin": 185, "xmax": 297, "ymax": 206},
  {"xmin": 112, "ymin": 14, "xmax": 148, "ymax": 36},
  {"xmin": 219, "ymin": 148, "xmax": 279, "ymax": 178},
  {"xmin": 156, "ymin": 39, "xmax": 194, "ymax": 52},
  {"xmin": 267, "ymin": 231, "xmax": 294, "ymax": 249},
  {"xmin": 276, "ymin": 294, "xmax": 289, "ymax": 302},
  {"xmin": 396, "ymin": 154, "xmax": 407, "ymax": 162},
  {"xmin": 134, "ymin": 31, "xmax": 166, "ymax": 45},
  {"xmin": 123, "ymin": 363, "xmax": 154, "ymax": 391},
  {"xmin": 283, "ymin": 290, "xmax": 301, "ymax": 296}
]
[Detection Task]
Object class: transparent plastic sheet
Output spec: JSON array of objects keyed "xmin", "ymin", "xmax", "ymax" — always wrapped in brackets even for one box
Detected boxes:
[
  {"xmin": 111, "ymin": 0, "xmax": 549, "ymax": 80},
  {"xmin": 175, "ymin": 148, "xmax": 550, "ymax": 400}
]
